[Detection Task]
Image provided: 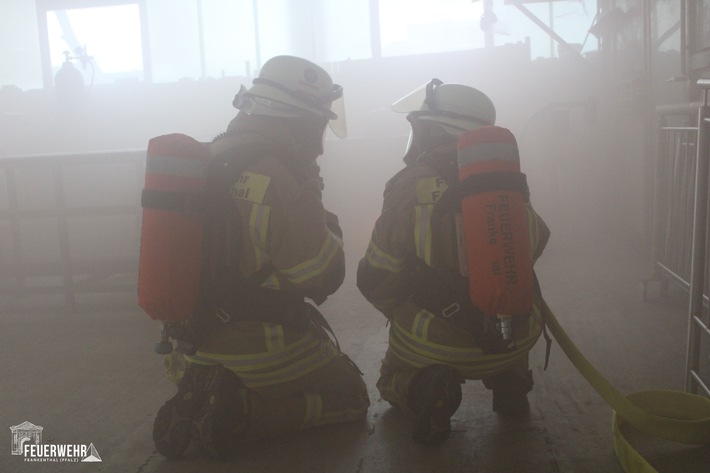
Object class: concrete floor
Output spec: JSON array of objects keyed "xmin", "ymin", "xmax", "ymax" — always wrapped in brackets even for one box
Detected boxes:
[{"xmin": 2, "ymin": 233, "xmax": 709, "ymax": 473}]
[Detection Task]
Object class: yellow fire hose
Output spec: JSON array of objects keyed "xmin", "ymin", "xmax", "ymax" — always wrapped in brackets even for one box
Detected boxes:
[{"xmin": 541, "ymin": 299, "xmax": 710, "ymax": 473}]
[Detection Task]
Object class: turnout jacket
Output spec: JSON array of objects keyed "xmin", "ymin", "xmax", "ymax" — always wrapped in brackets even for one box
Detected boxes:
[
  {"xmin": 183, "ymin": 117, "xmax": 346, "ymax": 389},
  {"xmin": 209, "ymin": 120, "xmax": 345, "ymax": 305},
  {"xmin": 175, "ymin": 118, "xmax": 370, "ymax": 431},
  {"xmin": 357, "ymin": 143, "xmax": 550, "ymax": 377}
]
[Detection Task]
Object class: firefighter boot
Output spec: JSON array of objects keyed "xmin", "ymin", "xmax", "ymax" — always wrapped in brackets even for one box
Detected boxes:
[
  {"xmin": 190, "ymin": 366, "xmax": 249, "ymax": 459},
  {"xmin": 153, "ymin": 363, "xmax": 212, "ymax": 458},
  {"xmin": 488, "ymin": 369, "xmax": 533, "ymax": 417},
  {"xmin": 409, "ymin": 364, "xmax": 462, "ymax": 445},
  {"xmin": 492, "ymin": 389, "xmax": 530, "ymax": 416}
]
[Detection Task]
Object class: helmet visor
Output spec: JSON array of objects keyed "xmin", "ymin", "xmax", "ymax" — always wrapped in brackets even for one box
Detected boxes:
[
  {"xmin": 391, "ymin": 82, "xmax": 429, "ymax": 113},
  {"xmin": 328, "ymin": 94, "xmax": 347, "ymax": 138}
]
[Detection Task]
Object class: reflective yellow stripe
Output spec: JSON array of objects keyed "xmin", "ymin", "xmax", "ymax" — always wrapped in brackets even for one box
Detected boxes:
[
  {"xmin": 389, "ymin": 309, "xmax": 542, "ymax": 379},
  {"xmin": 377, "ymin": 375, "xmax": 398, "ymax": 401},
  {"xmin": 365, "ymin": 241, "xmax": 404, "ymax": 273},
  {"xmin": 317, "ymin": 405, "xmax": 369, "ymax": 426},
  {"xmin": 303, "ymin": 392, "xmax": 322, "ymax": 427},
  {"xmin": 263, "ymin": 272, "xmax": 281, "ymax": 290},
  {"xmin": 304, "ymin": 393, "xmax": 368, "ymax": 427},
  {"xmin": 236, "ymin": 346, "xmax": 336, "ymax": 387},
  {"xmin": 190, "ymin": 340, "xmax": 338, "ymax": 388},
  {"xmin": 389, "ymin": 334, "xmax": 450, "ymax": 367},
  {"xmin": 281, "ymin": 230, "xmax": 342, "ymax": 284},
  {"xmin": 414, "ymin": 204, "xmax": 433, "ymax": 265},
  {"xmin": 246, "ymin": 201, "xmax": 274, "ymax": 288},
  {"xmin": 412, "ymin": 309, "xmax": 434, "ymax": 339},
  {"xmin": 264, "ymin": 323, "xmax": 285, "ymax": 352},
  {"xmin": 188, "ymin": 330, "xmax": 320, "ymax": 372},
  {"xmin": 526, "ymin": 205, "xmax": 540, "ymax": 252},
  {"xmin": 249, "ymin": 203, "xmax": 270, "ymax": 268},
  {"xmin": 414, "ymin": 176, "xmax": 447, "ymax": 265},
  {"xmin": 391, "ymin": 322, "xmax": 483, "ymax": 362},
  {"xmin": 390, "ymin": 331, "xmax": 534, "ymax": 378}
]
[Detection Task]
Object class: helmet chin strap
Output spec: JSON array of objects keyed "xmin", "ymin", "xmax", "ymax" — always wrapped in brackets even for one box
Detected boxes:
[
  {"xmin": 232, "ymin": 84, "xmax": 249, "ymax": 110},
  {"xmin": 403, "ymin": 117, "xmax": 457, "ymax": 165}
]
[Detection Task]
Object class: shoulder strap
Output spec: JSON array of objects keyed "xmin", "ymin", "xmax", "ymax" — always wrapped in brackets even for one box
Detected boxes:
[
  {"xmin": 200, "ymin": 141, "xmax": 268, "ymax": 287},
  {"xmin": 174, "ymin": 142, "xmax": 268, "ymax": 354}
]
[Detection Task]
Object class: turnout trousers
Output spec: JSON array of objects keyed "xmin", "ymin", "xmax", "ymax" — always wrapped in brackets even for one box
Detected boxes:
[
  {"xmin": 167, "ymin": 319, "xmax": 370, "ymax": 438},
  {"xmin": 375, "ymin": 300, "xmax": 541, "ymax": 414}
]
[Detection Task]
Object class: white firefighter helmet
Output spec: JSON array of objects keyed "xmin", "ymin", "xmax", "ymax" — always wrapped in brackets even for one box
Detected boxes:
[
  {"xmin": 392, "ymin": 78, "xmax": 496, "ymax": 136},
  {"xmin": 233, "ymin": 55, "xmax": 347, "ymax": 138}
]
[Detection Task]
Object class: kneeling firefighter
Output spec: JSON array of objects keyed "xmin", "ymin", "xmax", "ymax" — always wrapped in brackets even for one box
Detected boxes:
[
  {"xmin": 150, "ymin": 55, "xmax": 369, "ymax": 459},
  {"xmin": 357, "ymin": 79, "xmax": 550, "ymax": 445}
]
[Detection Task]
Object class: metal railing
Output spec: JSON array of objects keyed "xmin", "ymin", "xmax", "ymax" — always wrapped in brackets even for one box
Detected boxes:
[
  {"xmin": 649, "ymin": 103, "xmax": 699, "ymax": 295},
  {"xmin": 0, "ymin": 149, "xmax": 145, "ymax": 310},
  {"xmin": 686, "ymin": 80, "xmax": 710, "ymax": 396},
  {"xmin": 651, "ymin": 80, "xmax": 710, "ymax": 395}
]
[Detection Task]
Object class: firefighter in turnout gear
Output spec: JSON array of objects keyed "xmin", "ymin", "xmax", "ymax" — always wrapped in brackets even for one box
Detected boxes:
[
  {"xmin": 152, "ymin": 55, "xmax": 369, "ymax": 459},
  {"xmin": 357, "ymin": 79, "xmax": 550, "ymax": 445}
]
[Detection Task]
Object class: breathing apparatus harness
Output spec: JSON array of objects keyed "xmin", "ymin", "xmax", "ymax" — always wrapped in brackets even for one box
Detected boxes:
[{"xmin": 405, "ymin": 139, "xmax": 552, "ymax": 363}]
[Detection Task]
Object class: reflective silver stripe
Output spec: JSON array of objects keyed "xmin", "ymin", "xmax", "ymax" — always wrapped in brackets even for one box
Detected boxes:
[
  {"xmin": 364, "ymin": 241, "xmax": 404, "ymax": 273},
  {"xmin": 457, "ymin": 142, "xmax": 519, "ymax": 169},
  {"xmin": 146, "ymin": 154, "xmax": 205, "ymax": 178},
  {"xmin": 282, "ymin": 230, "xmax": 342, "ymax": 284},
  {"xmin": 413, "ymin": 310, "xmax": 434, "ymax": 339}
]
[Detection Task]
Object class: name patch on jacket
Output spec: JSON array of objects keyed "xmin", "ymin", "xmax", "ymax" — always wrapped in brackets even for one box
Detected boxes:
[
  {"xmin": 416, "ymin": 177, "xmax": 448, "ymax": 204},
  {"xmin": 231, "ymin": 172, "xmax": 270, "ymax": 204}
]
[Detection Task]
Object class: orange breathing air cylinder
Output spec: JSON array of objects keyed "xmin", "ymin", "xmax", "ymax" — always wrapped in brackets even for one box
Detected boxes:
[
  {"xmin": 138, "ymin": 134, "xmax": 210, "ymax": 322},
  {"xmin": 456, "ymin": 126, "xmax": 534, "ymax": 339}
]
